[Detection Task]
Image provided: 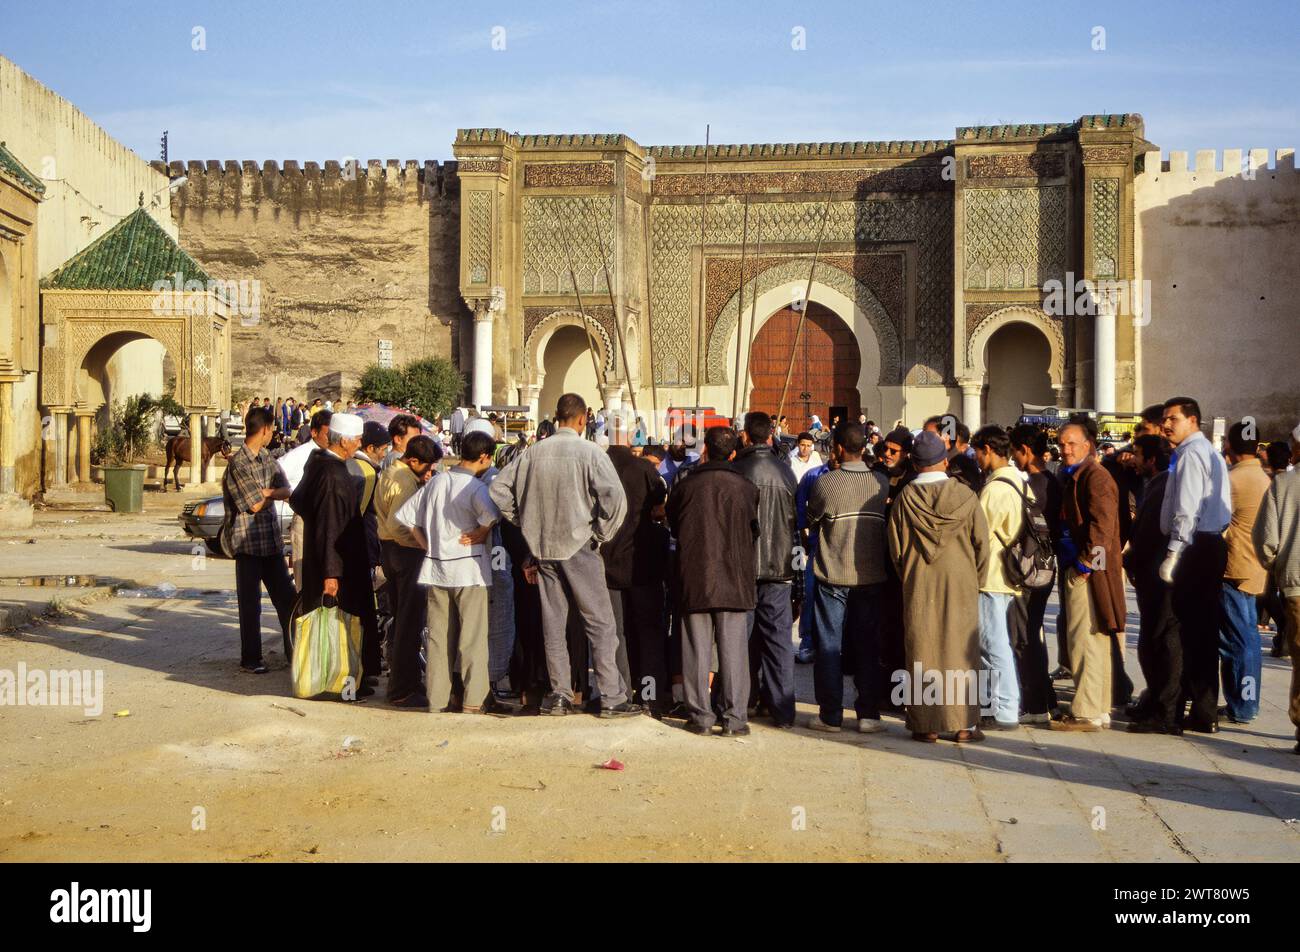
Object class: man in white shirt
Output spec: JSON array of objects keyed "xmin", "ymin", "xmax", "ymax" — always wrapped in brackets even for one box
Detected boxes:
[
  {"xmin": 1159, "ymin": 396, "xmax": 1232, "ymax": 731},
  {"xmin": 789, "ymin": 431, "xmax": 823, "ymax": 483},
  {"xmin": 396, "ymin": 429, "xmax": 500, "ymax": 713}
]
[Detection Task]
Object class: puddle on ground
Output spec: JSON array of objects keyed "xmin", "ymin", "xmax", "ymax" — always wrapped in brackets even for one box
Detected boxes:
[{"xmin": 0, "ymin": 575, "xmax": 98, "ymax": 587}]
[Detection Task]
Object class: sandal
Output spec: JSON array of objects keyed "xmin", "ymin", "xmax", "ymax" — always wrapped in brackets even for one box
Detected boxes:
[
  {"xmin": 911, "ymin": 731, "xmax": 938, "ymax": 743},
  {"xmin": 953, "ymin": 728, "xmax": 985, "ymax": 743}
]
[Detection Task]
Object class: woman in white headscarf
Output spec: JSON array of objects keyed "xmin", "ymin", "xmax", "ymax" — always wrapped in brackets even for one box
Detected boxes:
[{"xmin": 809, "ymin": 414, "xmax": 823, "ymax": 433}]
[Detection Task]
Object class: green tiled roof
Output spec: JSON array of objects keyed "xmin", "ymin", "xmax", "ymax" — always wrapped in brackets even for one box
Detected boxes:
[
  {"xmin": 41, "ymin": 206, "xmax": 212, "ymax": 290},
  {"xmin": 0, "ymin": 141, "xmax": 45, "ymax": 195}
]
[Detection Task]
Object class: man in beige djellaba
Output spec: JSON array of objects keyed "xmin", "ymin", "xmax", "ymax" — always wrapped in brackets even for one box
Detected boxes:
[{"xmin": 887, "ymin": 430, "xmax": 991, "ymax": 743}]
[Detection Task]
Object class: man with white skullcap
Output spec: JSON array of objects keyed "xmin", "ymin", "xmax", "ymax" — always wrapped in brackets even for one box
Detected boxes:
[{"xmin": 289, "ymin": 412, "xmax": 381, "ymax": 697}]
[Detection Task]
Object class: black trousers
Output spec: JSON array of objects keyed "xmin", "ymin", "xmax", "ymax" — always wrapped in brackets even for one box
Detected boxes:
[
  {"xmin": 1172, "ymin": 533, "xmax": 1229, "ymax": 725},
  {"xmin": 1016, "ymin": 585, "xmax": 1057, "ymax": 715},
  {"xmin": 1134, "ymin": 575, "xmax": 1183, "ymax": 726},
  {"xmin": 609, "ymin": 582, "xmax": 669, "ymax": 710},
  {"xmin": 380, "ymin": 541, "xmax": 426, "ymax": 700},
  {"xmin": 235, "ymin": 553, "xmax": 295, "ymax": 667},
  {"xmin": 876, "ymin": 576, "xmax": 906, "ymax": 708}
]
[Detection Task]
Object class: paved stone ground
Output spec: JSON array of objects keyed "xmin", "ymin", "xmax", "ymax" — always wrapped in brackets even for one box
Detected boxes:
[{"xmin": 0, "ymin": 494, "xmax": 1297, "ymax": 862}]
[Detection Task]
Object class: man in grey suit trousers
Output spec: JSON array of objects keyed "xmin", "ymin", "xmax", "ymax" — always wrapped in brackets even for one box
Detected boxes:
[{"xmin": 490, "ymin": 392, "xmax": 642, "ymax": 718}]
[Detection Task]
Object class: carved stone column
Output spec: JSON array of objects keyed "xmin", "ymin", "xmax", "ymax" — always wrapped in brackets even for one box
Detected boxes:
[
  {"xmin": 75, "ymin": 412, "xmax": 92, "ymax": 484},
  {"xmin": 187, "ymin": 412, "xmax": 203, "ymax": 487},
  {"xmin": 52, "ymin": 410, "xmax": 69, "ymax": 487}
]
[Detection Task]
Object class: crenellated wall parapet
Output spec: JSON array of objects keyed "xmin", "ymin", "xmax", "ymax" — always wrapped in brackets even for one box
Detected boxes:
[{"xmin": 162, "ymin": 159, "xmax": 461, "ymax": 214}]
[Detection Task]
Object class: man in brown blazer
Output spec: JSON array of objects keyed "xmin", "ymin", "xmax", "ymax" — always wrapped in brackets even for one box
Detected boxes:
[{"xmin": 1052, "ymin": 417, "xmax": 1126, "ymax": 731}]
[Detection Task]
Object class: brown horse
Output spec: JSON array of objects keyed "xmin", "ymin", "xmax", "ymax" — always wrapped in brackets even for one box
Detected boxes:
[{"xmin": 164, "ymin": 436, "xmax": 232, "ymax": 491}]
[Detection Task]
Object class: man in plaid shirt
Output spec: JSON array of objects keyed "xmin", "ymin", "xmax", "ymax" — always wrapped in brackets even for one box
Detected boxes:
[{"xmin": 224, "ymin": 405, "xmax": 295, "ymax": 673}]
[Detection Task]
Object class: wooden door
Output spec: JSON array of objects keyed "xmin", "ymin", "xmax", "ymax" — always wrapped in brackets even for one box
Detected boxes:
[{"xmin": 747, "ymin": 302, "xmax": 860, "ymax": 429}]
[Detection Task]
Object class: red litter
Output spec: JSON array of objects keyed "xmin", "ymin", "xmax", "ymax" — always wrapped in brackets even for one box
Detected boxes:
[{"xmin": 597, "ymin": 758, "xmax": 625, "ymax": 771}]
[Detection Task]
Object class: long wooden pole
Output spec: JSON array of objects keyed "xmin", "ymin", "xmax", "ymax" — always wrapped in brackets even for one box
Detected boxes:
[
  {"xmin": 586, "ymin": 200, "xmax": 640, "ymax": 429},
  {"xmin": 775, "ymin": 202, "xmax": 831, "ymax": 424},
  {"xmin": 737, "ymin": 212, "xmax": 762, "ymax": 421},
  {"xmin": 729, "ymin": 198, "xmax": 750, "ymax": 422},
  {"xmin": 556, "ymin": 212, "xmax": 606, "ymax": 391},
  {"xmin": 641, "ymin": 198, "xmax": 661, "ymax": 440},
  {"xmin": 693, "ymin": 124, "xmax": 711, "ymax": 408}
]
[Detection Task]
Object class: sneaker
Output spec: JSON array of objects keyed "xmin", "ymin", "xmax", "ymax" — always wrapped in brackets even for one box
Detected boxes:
[
  {"xmin": 239, "ymin": 663, "xmax": 268, "ymax": 675},
  {"xmin": 807, "ymin": 717, "xmax": 841, "ymax": 733},
  {"xmin": 540, "ymin": 693, "xmax": 575, "ymax": 716},
  {"xmin": 1049, "ymin": 665, "xmax": 1072, "ymax": 681},
  {"xmin": 1100, "ymin": 713, "xmax": 1111, "ymax": 729},
  {"xmin": 980, "ymin": 716, "xmax": 1018, "ymax": 731},
  {"xmin": 1019, "ymin": 712, "xmax": 1050, "ymax": 724},
  {"xmin": 856, "ymin": 717, "xmax": 887, "ymax": 734},
  {"xmin": 598, "ymin": 702, "xmax": 643, "ymax": 718}
]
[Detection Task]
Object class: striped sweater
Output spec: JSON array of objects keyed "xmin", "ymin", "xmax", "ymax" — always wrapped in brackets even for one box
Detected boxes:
[{"xmin": 806, "ymin": 461, "xmax": 891, "ymax": 586}]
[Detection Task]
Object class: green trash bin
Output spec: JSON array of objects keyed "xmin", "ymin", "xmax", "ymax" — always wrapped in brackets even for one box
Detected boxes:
[{"xmin": 102, "ymin": 464, "xmax": 146, "ymax": 513}]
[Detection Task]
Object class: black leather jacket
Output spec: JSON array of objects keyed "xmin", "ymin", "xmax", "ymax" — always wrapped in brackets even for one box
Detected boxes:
[{"xmin": 732, "ymin": 442, "xmax": 799, "ymax": 581}]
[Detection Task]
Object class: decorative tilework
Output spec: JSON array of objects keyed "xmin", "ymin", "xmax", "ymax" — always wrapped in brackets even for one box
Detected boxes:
[
  {"xmin": 521, "ymin": 195, "xmax": 616, "ymax": 295},
  {"xmin": 466, "ymin": 190, "xmax": 493, "ymax": 285},
  {"xmin": 524, "ymin": 162, "xmax": 615, "ymax": 188},
  {"xmin": 963, "ymin": 186, "xmax": 1067, "ymax": 291},
  {"xmin": 1091, "ymin": 178, "xmax": 1120, "ymax": 279}
]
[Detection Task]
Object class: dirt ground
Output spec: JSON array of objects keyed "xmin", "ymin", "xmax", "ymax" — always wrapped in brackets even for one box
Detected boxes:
[{"xmin": 1, "ymin": 492, "xmax": 1298, "ymax": 862}]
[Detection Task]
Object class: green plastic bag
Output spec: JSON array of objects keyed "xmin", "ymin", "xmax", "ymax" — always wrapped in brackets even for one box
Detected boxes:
[{"xmin": 291, "ymin": 604, "xmax": 363, "ymax": 700}]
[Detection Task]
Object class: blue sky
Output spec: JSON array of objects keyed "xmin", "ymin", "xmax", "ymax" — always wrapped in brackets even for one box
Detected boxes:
[{"xmin": 2, "ymin": 0, "xmax": 1297, "ymax": 162}]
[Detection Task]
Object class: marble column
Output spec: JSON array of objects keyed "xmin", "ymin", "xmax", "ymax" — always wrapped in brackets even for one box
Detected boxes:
[
  {"xmin": 959, "ymin": 378, "xmax": 983, "ymax": 432},
  {"xmin": 521, "ymin": 384, "xmax": 541, "ymax": 429},
  {"xmin": 187, "ymin": 412, "xmax": 203, "ymax": 487},
  {"xmin": 1094, "ymin": 296, "xmax": 1117, "ymax": 413},
  {"xmin": 472, "ymin": 300, "xmax": 493, "ymax": 410}
]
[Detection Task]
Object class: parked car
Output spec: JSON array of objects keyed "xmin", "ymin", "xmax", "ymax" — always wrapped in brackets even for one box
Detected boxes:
[{"xmin": 179, "ymin": 496, "xmax": 292, "ymax": 556}]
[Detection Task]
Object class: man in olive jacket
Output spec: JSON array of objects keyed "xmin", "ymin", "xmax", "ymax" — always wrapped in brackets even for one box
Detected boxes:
[
  {"xmin": 667, "ymin": 426, "xmax": 759, "ymax": 736},
  {"xmin": 731, "ymin": 411, "xmax": 799, "ymax": 727}
]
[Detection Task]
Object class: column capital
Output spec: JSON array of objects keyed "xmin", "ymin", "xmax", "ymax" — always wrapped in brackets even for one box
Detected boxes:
[{"xmin": 958, "ymin": 377, "xmax": 984, "ymax": 395}]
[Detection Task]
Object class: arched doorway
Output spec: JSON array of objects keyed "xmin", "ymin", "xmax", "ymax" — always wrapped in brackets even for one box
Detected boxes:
[
  {"xmin": 984, "ymin": 322, "xmax": 1054, "ymax": 426},
  {"xmin": 747, "ymin": 301, "xmax": 860, "ymax": 428},
  {"xmin": 79, "ymin": 331, "xmax": 168, "ymax": 430},
  {"xmin": 538, "ymin": 324, "xmax": 601, "ymax": 418}
]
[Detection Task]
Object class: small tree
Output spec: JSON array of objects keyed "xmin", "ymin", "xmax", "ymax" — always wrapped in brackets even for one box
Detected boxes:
[
  {"xmin": 401, "ymin": 357, "xmax": 465, "ymax": 421},
  {"xmin": 92, "ymin": 394, "xmax": 164, "ymax": 466},
  {"xmin": 353, "ymin": 364, "xmax": 408, "ymax": 406}
]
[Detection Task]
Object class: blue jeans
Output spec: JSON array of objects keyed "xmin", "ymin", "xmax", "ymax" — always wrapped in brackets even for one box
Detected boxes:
[
  {"xmin": 811, "ymin": 581, "xmax": 882, "ymax": 725},
  {"xmin": 1219, "ymin": 583, "xmax": 1261, "ymax": 721},
  {"xmin": 978, "ymin": 592, "xmax": 1021, "ymax": 723}
]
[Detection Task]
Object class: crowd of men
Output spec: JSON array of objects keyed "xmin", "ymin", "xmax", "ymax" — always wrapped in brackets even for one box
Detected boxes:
[{"xmin": 220, "ymin": 390, "xmax": 1300, "ymax": 752}]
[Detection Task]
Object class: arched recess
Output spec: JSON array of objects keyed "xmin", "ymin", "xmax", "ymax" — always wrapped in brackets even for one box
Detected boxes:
[
  {"xmin": 77, "ymin": 330, "xmax": 170, "ymax": 427},
  {"xmin": 708, "ymin": 260, "xmax": 902, "ymax": 387},
  {"xmin": 524, "ymin": 309, "xmax": 615, "ymax": 383},
  {"xmin": 965, "ymin": 305, "xmax": 1065, "ymax": 389}
]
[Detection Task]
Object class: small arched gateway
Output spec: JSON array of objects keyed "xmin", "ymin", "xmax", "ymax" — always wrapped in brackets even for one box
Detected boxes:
[{"xmin": 40, "ymin": 206, "xmax": 233, "ymax": 488}]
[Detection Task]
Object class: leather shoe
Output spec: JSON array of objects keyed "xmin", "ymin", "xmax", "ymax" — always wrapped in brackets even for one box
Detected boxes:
[
  {"xmin": 599, "ymin": 701, "xmax": 643, "ymax": 718},
  {"xmin": 540, "ymin": 693, "xmax": 575, "ymax": 716},
  {"xmin": 1182, "ymin": 719, "xmax": 1219, "ymax": 734},
  {"xmin": 1126, "ymin": 719, "xmax": 1182, "ymax": 735},
  {"xmin": 720, "ymin": 724, "xmax": 751, "ymax": 737},
  {"xmin": 681, "ymin": 721, "xmax": 712, "ymax": 736}
]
